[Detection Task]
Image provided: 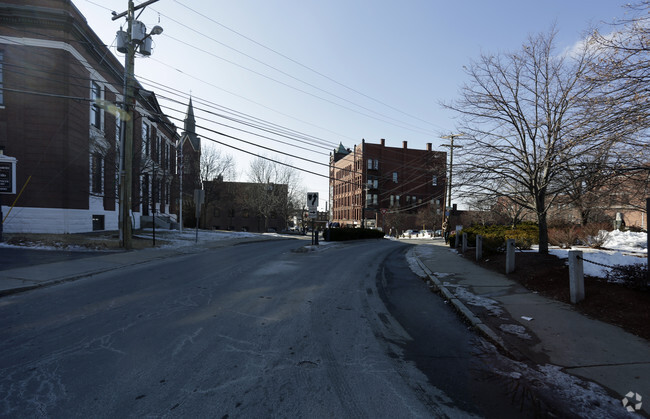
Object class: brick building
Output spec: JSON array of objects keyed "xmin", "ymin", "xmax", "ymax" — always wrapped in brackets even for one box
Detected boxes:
[
  {"xmin": 201, "ymin": 180, "xmax": 289, "ymax": 233},
  {"xmin": 0, "ymin": 0, "xmax": 187, "ymax": 233},
  {"xmin": 329, "ymin": 138, "xmax": 447, "ymax": 232}
]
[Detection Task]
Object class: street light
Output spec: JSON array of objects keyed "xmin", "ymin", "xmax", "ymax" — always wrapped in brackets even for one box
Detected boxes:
[{"xmin": 113, "ymin": 0, "xmax": 163, "ymax": 249}]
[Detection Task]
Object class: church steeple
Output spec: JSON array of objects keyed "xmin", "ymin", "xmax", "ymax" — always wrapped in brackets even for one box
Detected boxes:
[
  {"xmin": 184, "ymin": 97, "xmax": 196, "ymax": 135},
  {"xmin": 181, "ymin": 97, "xmax": 200, "ymax": 152}
]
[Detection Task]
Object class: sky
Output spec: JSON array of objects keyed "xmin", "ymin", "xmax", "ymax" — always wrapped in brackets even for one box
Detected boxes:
[{"xmin": 73, "ymin": 0, "xmax": 630, "ymax": 210}]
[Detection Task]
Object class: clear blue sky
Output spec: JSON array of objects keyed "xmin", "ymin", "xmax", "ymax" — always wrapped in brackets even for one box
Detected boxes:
[{"xmin": 74, "ymin": 0, "xmax": 629, "ymax": 209}]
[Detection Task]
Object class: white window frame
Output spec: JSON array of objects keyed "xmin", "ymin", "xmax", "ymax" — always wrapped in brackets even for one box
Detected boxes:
[{"xmin": 90, "ymin": 81, "xmax": 103, "ymax": 130}]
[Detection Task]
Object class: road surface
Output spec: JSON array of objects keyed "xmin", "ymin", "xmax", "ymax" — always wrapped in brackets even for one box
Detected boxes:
[{"xmin": 1, "ymin": 239, "xmax": 533, "ymax": 417}]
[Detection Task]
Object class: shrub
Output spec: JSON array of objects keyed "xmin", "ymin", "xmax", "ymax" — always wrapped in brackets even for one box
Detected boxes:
[
  {"xmin": 461, "ymin": 223, "xmax": 539, "ymax": 253},
  {"xmin": 324, "ymin": 227, "xmax": 384, "ymax": 241},
  {"xmin": 576, "ymin": 223, "xmax": 611, "ymax": 248},
  {"xmin": 548, "ymin": 225, "xmax": 579, "ymax": 248},
  {"xmin": 605, "ymin": 263, "xmax": 648, "ymax": 291},
  {"xmin": 448, "ymin": 231, "xmax": 456, "ymax": 247}
]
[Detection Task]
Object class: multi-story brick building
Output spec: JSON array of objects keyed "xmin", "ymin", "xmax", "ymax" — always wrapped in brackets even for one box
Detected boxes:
[
  {"xmin": 329, "ymin": 138, "xmax": 447, "ymax": 232},
  {"xmin": 0, "ymin": 0, "xmax": 188, "ymax": 233}
]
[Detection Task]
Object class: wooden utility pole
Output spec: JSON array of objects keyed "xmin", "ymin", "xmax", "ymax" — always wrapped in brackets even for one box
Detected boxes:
[
  {"xmin": 441, "ymin": 134, "xmax": 463, "ymax": 233},
  {"xmin": 113, "ymin": 0, "xmax": 160, "ymax": 249}
]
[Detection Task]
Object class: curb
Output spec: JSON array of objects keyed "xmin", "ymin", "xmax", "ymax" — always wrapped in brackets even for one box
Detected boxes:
[{"xmin": 415, "ymin": 257, "xmax": 513, "ymax": 357}]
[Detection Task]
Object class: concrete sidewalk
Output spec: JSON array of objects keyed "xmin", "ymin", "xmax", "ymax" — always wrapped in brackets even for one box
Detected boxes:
[
  {"xmin": 414, "ymin": 239, "xmax": 650, "ymax": 416},
  {"xmin": 0, "ymin": 235, "xmax": 283, "ymax": 296}
]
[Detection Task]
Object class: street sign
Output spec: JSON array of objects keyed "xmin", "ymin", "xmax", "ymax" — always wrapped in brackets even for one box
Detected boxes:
[
  {"xmin": 308, "ymin": 208, "xmax": 317, "ymax": 219},
  {"xmin": 0, "ymin": 155, "xmax": 17, "ymax": 194},
  {"xmin": 194, "ymin": 189, "xmax": 205, "ymax": 218},
  {"xmin": 381, "ymin": 208, "xmax": 387, "ymax": 215},
  {"xmin": 307, "ymin": 192, "xmax": 318, "ymax": 209}
]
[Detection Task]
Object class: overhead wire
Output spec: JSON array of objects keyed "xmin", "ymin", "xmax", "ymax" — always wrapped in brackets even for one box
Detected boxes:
[
  {"xmin": 172, "ymin": 0, "xmax": 449, "ymax": 133},
  {"xmin": 2, "ymin": 24, "xmax": 449, "ymax": 205},
  {"xmin": 2, "ymin": 59, "xmax": 445, "ymax": 188}
]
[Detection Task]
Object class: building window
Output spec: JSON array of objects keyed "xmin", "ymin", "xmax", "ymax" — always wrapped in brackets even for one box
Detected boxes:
[
  {"xmin": 432, "ymin": 175, "xmax": 437, "ymax": 186},
  {"xmin": 390, "ymin": 195, "xmax": 394, "ymax": 207},
  {"xmin": 90, "ymin": 81, "xmax": 102, "ymax": 129},
  {"xmin": 373, "ymin": 159, "xmax": 379, "ymax": 170},
  {"xmin": 392, "ymin": 172, "xmax": 398, "ymax": 183},
  {"xmin": 0, "ymin": 51, "xmax": 4, "ymax": 106},
  {"xmin": 91, "ymin": 153, "xmax": 103, "ymax": 194},
  {"xmin": 142, "ymin": 123, "xmax": 150, "ymax": 158},
  {"xmin": 156, "ymin": 135, "xmax": 162, "ymax": 164}
]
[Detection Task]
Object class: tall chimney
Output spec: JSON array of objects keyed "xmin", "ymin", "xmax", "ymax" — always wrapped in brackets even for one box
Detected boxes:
[
  {"xmin": 380, "ymin": 138, "xmax": 385, "ymax": 146},
  {"xmin": 403, "ymin": 141, "xmax": 408, "ymax": 149},
  {"xmin": 426, "ymin": 143, "xmax": 432, "ymax": 151}
]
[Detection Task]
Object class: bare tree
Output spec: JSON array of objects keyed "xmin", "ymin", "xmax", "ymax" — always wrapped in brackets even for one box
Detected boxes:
[
  {"xmin": 244, "ymin": 156, "xmax": 303, "ymax": 231},
  {"xmin": 201, "ymin": 143, "xmax": 235, "ymax": 183},
  {"xmin": 444, "ymin": 29, "xmax": 629, "ymax": 254}
]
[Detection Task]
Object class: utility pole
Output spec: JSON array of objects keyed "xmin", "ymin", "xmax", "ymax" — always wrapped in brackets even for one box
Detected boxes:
[
  {"xmin": 441, "ymin": 134, "xmax": 463, "ymax": 232},
  {"xmin": 112, "ymin": 0, "xmax": 162, "ymax": 249}
]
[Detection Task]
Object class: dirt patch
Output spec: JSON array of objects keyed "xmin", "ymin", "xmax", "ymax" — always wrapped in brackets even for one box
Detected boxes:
[
  {"xmin": 461, "ymin": 248, "xmax": 650, "ymax": 342},
  {"xmin": 2, "ymin": 232, "xmax": 166, "ymax": 250}
]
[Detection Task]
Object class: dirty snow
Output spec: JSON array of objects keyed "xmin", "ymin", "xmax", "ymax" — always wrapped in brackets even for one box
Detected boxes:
[
  {"xmin": 452, "ymin": 286, "xmax": 504, "ymax": 317},
  {"xmin": 499, "ymin": 324, "xmax": 532, "ymax": 340}
]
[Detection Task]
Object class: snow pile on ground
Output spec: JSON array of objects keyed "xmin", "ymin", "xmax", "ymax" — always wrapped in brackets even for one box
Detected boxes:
[
  {"xmin": 601, "ymin": 230, "xmax": 647, "ymax": 253},
  {"xmin": 543, "ymin": 230, "xmax": 647, "ymax": 278}
]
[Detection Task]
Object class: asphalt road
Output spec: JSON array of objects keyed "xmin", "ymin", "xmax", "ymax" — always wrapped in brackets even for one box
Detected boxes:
[{"xmin": 1, "ymin": 239, "xmax": 531, "ymax": 417}]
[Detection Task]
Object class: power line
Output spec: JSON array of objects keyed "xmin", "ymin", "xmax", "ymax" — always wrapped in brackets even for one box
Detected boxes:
[{"xmin": 172, "ymin": 0, "xmax": 450, "ymax": 132}]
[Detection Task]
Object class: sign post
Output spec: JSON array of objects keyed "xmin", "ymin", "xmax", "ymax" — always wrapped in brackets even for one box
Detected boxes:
[
  {"xmin": 0, "ymin": 152, "xmax": 17, "ymax": 243},
  {"xmin": 307, "ymin": 192, "xmax": 318, "ymax": 245},
  {"xmin": 194, "ymin": 189, "xmax": 205, "ymax": 243}
]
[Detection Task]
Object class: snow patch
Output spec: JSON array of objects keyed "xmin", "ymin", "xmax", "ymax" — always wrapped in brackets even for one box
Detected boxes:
[
  {"xmin": 499, "ymin": 324, "xmax": 532, "ymax": 340},
  {"xmin": 453, "ymin": 286, "xmax": 504, "ymax": 317}
]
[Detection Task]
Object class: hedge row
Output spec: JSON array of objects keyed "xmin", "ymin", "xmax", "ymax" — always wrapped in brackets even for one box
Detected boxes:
[
  {"xmin": 324, "ymin": 227, "xmax": 385, "ymax": 241},
  {"xmin": 457, "ymin": 223, "xmax": 539, "ymax": 253}
]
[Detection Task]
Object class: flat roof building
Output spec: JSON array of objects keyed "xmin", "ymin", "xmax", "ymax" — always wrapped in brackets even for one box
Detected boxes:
[{"xmin": 329, "ymin": 139, "xmax": 447, "ymax": 234}]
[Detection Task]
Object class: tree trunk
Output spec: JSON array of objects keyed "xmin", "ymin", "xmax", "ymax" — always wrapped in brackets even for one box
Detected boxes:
[{"xmin": 537, "ymin": 211, "xmax": 549, "ymax": 254}]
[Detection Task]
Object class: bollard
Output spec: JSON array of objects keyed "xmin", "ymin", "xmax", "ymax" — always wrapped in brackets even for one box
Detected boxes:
[
  {"xmin": 476, "ymin": 234, "xmax": 483, "ymax": 261},
  {"xmin": 568, "ymin": 250, "xmax": 585, "ymax": 303},
  {"xmin": 505, "ymin": 239, "xmax": 515, "ymax": 274},
  {"xmin": 462, "ymin": 233, "xmax": 468, "ymax": 253}
]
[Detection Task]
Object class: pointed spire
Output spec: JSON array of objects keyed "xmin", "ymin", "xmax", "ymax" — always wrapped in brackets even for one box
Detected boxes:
[{"xmin": 184, "ymin": 97, "xmax": 196, "ymax": 135}]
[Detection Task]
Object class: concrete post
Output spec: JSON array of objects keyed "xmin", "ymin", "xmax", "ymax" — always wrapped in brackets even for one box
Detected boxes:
[
  {"xmin": 462, "ymin": 233, "xmax": 468, "ymax": 253},
  {"xmin": 505, "ymin": 239, "xmax": 515, "ymax": 274},
  {"xmin": 568, "ymin": 250, "xmax": 585, "ymax": 304},
  {"xmin": 476, "ymin": 234, "xmax": 483, "ymax": 261}
]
